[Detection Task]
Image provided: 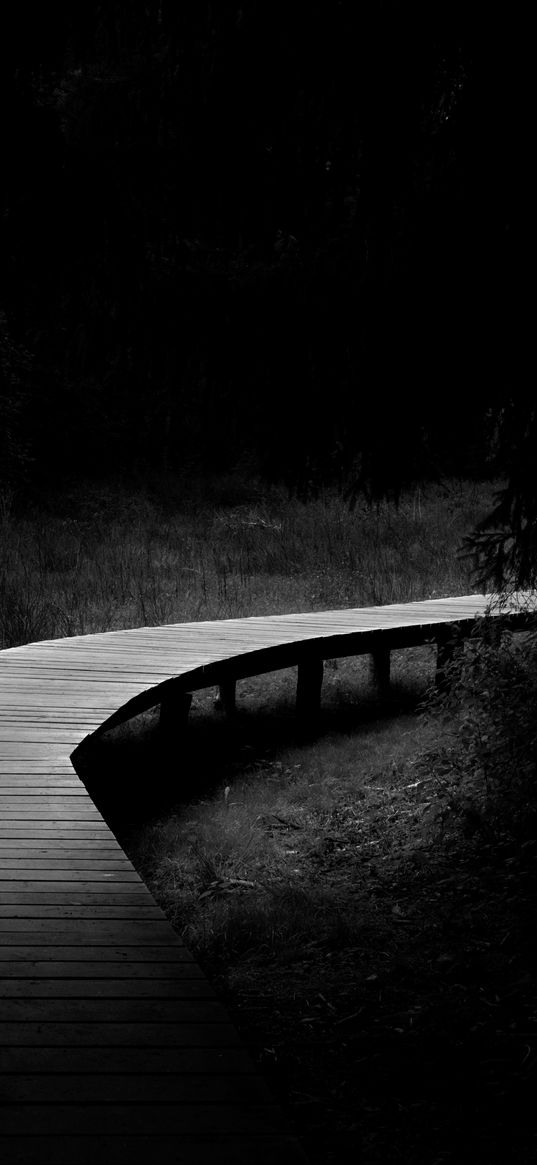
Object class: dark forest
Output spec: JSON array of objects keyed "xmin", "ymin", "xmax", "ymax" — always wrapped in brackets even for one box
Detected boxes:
[{"xmin": 1, "ymin": 3, "xmax": 528, "ymax": 498}]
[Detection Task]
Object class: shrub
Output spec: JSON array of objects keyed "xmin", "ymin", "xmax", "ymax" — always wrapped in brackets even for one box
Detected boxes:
[{"xmin": 422, "ymin": 616, "xmax": 537, "ymax": 842}]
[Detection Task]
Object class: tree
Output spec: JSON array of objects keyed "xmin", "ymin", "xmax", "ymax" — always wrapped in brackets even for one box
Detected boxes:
[
  {"xmin": 0, "ymin": 310, "xmax": 33, "ymax": 486},
  {"xmin": 0, "ymin": 4, "xmax": 525, "ymax": 491},
  {"xmin": 463, "ymin": 403, "xmax": 537, "ymax": 594}
]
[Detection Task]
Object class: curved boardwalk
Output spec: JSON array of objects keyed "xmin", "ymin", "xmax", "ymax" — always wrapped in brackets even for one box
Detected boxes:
[{"xmin": 0, "ymin": 594, "xmax": 532, "ymax": 1163}]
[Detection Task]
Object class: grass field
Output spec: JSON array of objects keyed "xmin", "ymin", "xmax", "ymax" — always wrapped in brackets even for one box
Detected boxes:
[
  {"xmin": 1, "ymin": 475, "xmax": 493, "ymax": 648},
  {"xmin": 4, "ymin": 475, "xmax": 536, "ymax": 1162}
]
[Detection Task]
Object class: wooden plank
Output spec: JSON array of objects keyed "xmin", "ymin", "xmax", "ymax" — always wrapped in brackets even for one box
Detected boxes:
[
  {"xmin": 0, "ymin": 826, "xmax": 113, "ymax": 836},
  {"xmin": 0, "ymin": 859, "xmax": 130, "ymax": 869},
  {"xmin": 0, "ymin": 770, "xmax": 82, "ymax": 780},
  {"xmin": 0, "ymin": 713, "xmax": 105, "ymax": 721},
  {"xmin": 0, "ymin": 997, "xmax": 234, "ymax": 1023},
  {"xmin": 0, "ymin": 880, "xmax": 153, "ymax": 890},
  {"xmin": 0, "ymin": 1021, "xmax": 241, "ymax": 1046},
  {"xmin": 0, "ymin": 845, "xmax": 126, "ymax": 856},
  {"xmin": 0, "ymin": 678, "xmax": 158, "ymax": 692},
  {"xmin": 0, "ymin": 809, "xmax": 107, "ymax": 820},
  {"xmin": 0, "ymin": 703, "xmax": 111, "ymax": 713},
  {"xmin": 0, "ymin": 792, "xmax": 89, "ymax": 801},
  {"xmin": 0, "ymin": 1103, "xmax": 288, "ymax": 1137},
  {"xmin": 0, "ymin": 866, "xmax": 141, "ymax": 876},
  {"xmin": 0, "ymin": 1043, "xmax": 256, "ymax": 1071},
  {"xmin": 0, "ymin": 857, "xmax": 126, "ymax": 866},
  {"xmin": 0, "ymin": 1135, "xmax": 307, "ymax": 1165},
  {"xmin": 0, "ymin": 761, "xmax": 78, "ymax": 769},
  {"xmin": 0, "ymin": 788, "xmax": 92, "ymax": 797},
  {"xmin": 0, "ymin": 847, "xmax": 131, "ymax": 859},
  {"xmin": 0, "ymin": 861, "xmax": 141, "ymax": 873},
  {"xmin": 0, "ymin": 678, "xmax": 169, "ymax": 695},
  {"xmin": 0, "ymin": 664, "xmax": 181, "ymax": 680},
  {"xmin": 0, "ymin": 730, "xmax": 88, "ymax": 744},
  {"xmin": 1, "ymin": 1072, "xmax": 273, "ymax": 1103},
  {"xmin": 0, "ymin": 920, "xmax": 180, "ymax": 940},
  {"xmin": 0, "ymin": 775, "xmax": 82, "ymax": 783},
  {"xmin": 0, "ymin": 838, "xmax": 121, "ymax": 848},
  {"xmin": 0, "ymin": 743, "xmax": 79, "ymax": 755},
  {"xmin": 0, "ymin": 814, "xmax": 106, "ymax": 824},
  {"xmin": 0, "ymin": 946, "xmax": 197, "ymax": 962},
  {"xmin": 0, "ymin": 979, "xmax": 215, "ymax": 998},
  {"xmin": 0, "ymin": 793, "xmax": 100, "ymax": 805},
  {"xmin": 0, "ymin": 844, "xmax": 135, "ymax": 857},
  {"xmin": 0, "ymin": 806, "xmax": 104, "ymax": 815},
  {"xmin": 0, "ymin": 781, "xmax": 84, "ymax": 789},
  {"xmin": 0, "ymin": 836, "xmax": 123, "ymax": 847},
  {"xmin": 0, "ymin": 774, "xmax": 78, "ymax": 782},
  {"xmin": 0, "ymin": 837, "xmax": 117, "ymax": 847},
  {"xmin": 0, "ymin": 878, "xmax": 146, "ymax": 892},
  {"xmin": 0, "ymin": 960, "xmax": 204, "ymax": 978},
  {"xmin": 0, "ymin": 815, "xmax": 107, "ymax": 824},
  {"xmin": 0, "ymin": 892, "xmax": 158, "ymax": 905},
  {"xmin": 0, "ymin": 905, "xmax": 170, "ymax": 919}
]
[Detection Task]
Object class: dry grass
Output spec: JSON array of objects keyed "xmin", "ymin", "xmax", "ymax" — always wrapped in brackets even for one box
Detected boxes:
[{"xmin": 1, "ymin": 476, "xmax": 495, "ymax": 647}]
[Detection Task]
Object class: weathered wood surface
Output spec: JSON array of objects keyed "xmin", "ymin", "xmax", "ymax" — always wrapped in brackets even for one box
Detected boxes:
[
  {"xmin": 2, "ymin": 594, "xmax": 532, "ymax": 739},
  {"xmin": 1, "ymin": 594, "xmax": 534, "ymax": 1163},
  {"xmin": 0, "ymin": 642, "xmax": 317, "ymax": 1161}
]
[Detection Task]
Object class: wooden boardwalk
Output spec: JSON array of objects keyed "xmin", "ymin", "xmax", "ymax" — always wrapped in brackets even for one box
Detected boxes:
[{"xmin": 0, "ymin": 594, "xmax": 533, "ymax": 1163}]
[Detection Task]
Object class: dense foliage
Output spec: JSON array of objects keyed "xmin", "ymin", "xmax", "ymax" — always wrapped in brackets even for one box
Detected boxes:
[
  {"xmin": 1, "ymin": 4, "xmax": 524, "ymax": 494},
  {"xmin": 463, "ymin": 404, "xmax": 537, "ymax": 592},
  {"xmin": 424, "ymin": 617, "xmax": 537, "ymax": 843}
]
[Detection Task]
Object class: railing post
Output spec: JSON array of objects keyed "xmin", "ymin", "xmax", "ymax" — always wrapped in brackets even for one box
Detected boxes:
[
  {"xmin": 371, "ymin": 648, "xmax": 391, "ymax": 697},
  {"xmin": 296, "ymin": 656, "xmax": 324, "ymax": 733}
]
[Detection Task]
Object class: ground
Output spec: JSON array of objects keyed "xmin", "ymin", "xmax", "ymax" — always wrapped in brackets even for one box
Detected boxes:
[
  {"xmin": 78, "ymin": 649, "xmax": 537, "ymax": 1165},
  {"xmin": 220, "ymin": 830, "xmax": 537, "ymax": 1164}
]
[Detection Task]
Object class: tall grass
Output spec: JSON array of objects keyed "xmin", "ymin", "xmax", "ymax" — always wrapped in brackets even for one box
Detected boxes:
[{"xmin": 0, "ymin": 476, "xmax": 496, "ymax": 648}]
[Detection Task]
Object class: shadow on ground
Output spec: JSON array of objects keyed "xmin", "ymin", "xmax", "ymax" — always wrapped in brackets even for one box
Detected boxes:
[{"xmin": 71, "ymin": 671, "xmax": 425, "ymax": 828}]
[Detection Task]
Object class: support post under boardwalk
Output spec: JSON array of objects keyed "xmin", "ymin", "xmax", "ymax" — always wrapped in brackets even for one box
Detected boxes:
[
  {"xmin": 296, "ymin": 656, "xmax": 324, "ymax": 731},
  {"xmin": 159, "ymin": 691, "xmax": 192, "ymax": 741},
  {"xmin": 371, "ymin": 648, "xmax": 391, "ymax": 697},
  {"xmin": 436, "ymin": 625, "xmax": 464, "ymax": 691},
  {"xmin": 215, "ymin": 679, "xmax": 237, "ymax": 718}
]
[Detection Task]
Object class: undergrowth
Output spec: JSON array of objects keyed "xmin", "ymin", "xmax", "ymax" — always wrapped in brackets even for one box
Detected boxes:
[
  {"xmin": 121, "ymin": 614, "xmax": 537, "ymax": 1164},
  {"xmin": 420, "ymin": 619, "xmax": 537, "ymax": 844},
  {"xmin": 1, "ymin": 476, "xmax": 495, "ymax": 647},
  {"xmin": 128, "ymin": 621, "xmax": 537, "ymax": 977}
]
